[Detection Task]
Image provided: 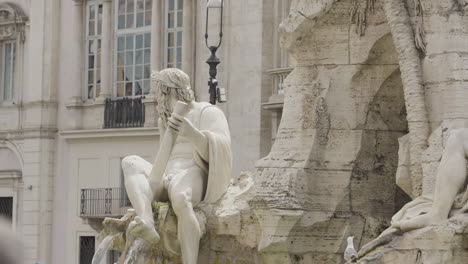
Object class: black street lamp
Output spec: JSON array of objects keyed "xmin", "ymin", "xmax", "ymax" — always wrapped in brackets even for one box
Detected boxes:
[{"xmin": 205, "ymin": 0, "xmax": 224, "ymax": 105}]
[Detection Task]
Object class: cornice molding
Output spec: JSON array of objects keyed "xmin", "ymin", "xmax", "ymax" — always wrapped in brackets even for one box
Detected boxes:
[{"xmin": 60, "ymin": 127, "xmax": 160, "ymax": 141}]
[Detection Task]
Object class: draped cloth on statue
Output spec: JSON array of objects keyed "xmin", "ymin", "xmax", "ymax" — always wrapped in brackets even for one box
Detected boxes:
[
  {"xmin": 391, "ymin": 189, "xmax": 468, "ymax": 224},
  {"xmin": 191, "ymin": 102, "xmax": 232, "ymax": 203},
  {"xmin": 391, "ymin": 196, "xmax": 432, "ymax": 224}
]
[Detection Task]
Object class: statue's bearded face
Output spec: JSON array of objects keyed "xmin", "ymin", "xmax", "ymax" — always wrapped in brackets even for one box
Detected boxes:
[{"xmin": 155, "ymin": 81, "xmax": 194, "ymax": 126}]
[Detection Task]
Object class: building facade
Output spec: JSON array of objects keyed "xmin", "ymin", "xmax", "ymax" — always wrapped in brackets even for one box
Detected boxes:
[{"xmin": 0, "ymin": 0, "xmax": 291, "ymax": 263}]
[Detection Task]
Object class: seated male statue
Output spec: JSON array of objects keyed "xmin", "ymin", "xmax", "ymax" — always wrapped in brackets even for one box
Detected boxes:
[
  {"xmin": 121, "ymin": 68, "xmax": 232, "ymax": 264},
  {"xmin": 392, "ymin": 128, "xmax": 468, "ymax": 231}
]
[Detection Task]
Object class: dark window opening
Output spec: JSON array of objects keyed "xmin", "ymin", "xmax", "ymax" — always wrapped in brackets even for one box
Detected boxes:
[
  {"xmin": 79, "ymin": 236, "xmax": 95, "ymax": 264},
  {"xmin": 0, "ymin": 197, "xmax": 13, "ymax": 222}
]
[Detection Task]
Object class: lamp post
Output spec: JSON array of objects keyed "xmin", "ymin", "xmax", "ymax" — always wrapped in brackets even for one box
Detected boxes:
[{"xmin": 205, "ymin": 0, "xmax": 224, "ymax": 105}]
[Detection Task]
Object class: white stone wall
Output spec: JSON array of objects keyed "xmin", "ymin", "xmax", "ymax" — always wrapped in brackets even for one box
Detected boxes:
[{"xmin": 53, "ymin": 130, "xmax": 159, "ymax": 264}]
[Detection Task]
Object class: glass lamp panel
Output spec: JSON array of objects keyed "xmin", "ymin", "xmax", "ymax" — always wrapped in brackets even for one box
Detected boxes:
[{"xmin": 207, "ymin": 0, "xmax": 223, "ymax": 8}]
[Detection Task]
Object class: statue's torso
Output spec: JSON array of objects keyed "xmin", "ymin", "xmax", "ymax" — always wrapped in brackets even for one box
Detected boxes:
[{"xmin": 163, "ymin": 102, "xmax": 208, "ymax": 187}]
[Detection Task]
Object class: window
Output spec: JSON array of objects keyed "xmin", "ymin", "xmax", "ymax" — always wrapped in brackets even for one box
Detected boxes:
[
  {"xmin": 0, "ymin": 197, "xmax": 13, "ymax": 222},
  {"xmin": 86, "ymin": 1, "xmax": 103, "ymax": 100},
  {"xmin": 1, "ymin": 42, "xmax": 15, "ymax": 101},
  {"xmin": 165, "ymin": 0, "xmax": 183, "ymax": 69},
  {"xmin": 115, "ymin": 0, "xmax": 152, "ymax": 98},
  {"xmin": 79, "ymin": 236, "xmax": 95, "ymax": 264}
]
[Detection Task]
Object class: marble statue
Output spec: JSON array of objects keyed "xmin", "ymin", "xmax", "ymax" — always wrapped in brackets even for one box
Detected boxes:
[
  {"xmin": 119, "ymin": 68, "xmax": 232, "ymax": 264},
  {"xmin": 391, "ymin": 128, "xmax": 468, "ymax": 231}
]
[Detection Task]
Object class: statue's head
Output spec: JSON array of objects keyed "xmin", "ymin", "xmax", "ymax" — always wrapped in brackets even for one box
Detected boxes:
[{"xmin": 152, "ymin": 68, "xmax": 194, "ymax": 125}]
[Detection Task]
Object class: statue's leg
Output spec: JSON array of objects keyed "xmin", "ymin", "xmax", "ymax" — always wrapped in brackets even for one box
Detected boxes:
[
  {"xmin": 393, "ymin": 129, "xmax": 468, "ymax": 231},
  {"xmin": 169, "ymin": 168, "xmax": 206, "ymax": 264},
  {"xmin": 122, "ymin": 156, "xmax": 162, "ymax": 244}
]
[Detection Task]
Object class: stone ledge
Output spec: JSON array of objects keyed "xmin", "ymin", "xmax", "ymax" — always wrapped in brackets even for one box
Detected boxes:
[{"xmin": 60, "ymin": 127, "xmax": 160, "ymax": 141}]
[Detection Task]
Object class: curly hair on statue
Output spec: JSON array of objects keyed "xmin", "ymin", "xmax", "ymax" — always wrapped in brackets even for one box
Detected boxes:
[{"xmin": 152, "ymin": 68, "xmax": 194, "ymax": 126}]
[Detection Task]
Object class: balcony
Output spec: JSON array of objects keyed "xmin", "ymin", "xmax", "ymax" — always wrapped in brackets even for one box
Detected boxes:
[
  {"xmin": 80, "ymin": 188, "xmax": 131, "ymax": 218},
  {"xmin": 263, "ymin": 67, "xmax": 293, "ymax": 110},
  {"xmin": 104, "ymin": 97, "xmax": 145, "ymax": 128}
]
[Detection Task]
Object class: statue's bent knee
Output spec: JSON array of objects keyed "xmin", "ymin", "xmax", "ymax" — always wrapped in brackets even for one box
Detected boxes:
[
  {"xmin": 122, "ymin": 155, "xmax": 146, "ymax": 173},
  {"xmin": 171, "ymin": 191, "xmax": 191, "ymax": 213}
]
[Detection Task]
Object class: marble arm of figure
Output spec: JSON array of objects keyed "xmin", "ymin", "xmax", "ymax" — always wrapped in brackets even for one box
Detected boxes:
[
  {"xmin": 168, "ymin": 113, "xmax": 209, "ymax": 161},
  {"xmin": 158, "ymin": 117, "xmax": 166, "ymax": 143},
  {"xmin": 168, "ymin": 106, "xmax": 230, "ymax": 161}
]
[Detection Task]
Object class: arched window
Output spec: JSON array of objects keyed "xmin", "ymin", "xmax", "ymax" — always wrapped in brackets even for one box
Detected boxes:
[{"xmin": 0, "ymin": 4, "xmax": 26, "ymax": 103}]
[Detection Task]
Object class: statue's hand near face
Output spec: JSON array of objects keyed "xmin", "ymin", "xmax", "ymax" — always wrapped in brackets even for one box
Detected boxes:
[{"xmin": 168, "ymin": 113, "xmax": 198, "ymax": 141}]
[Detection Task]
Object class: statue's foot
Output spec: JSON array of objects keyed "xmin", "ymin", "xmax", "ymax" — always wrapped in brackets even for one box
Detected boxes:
[
  {"xmin": 392, "ymin": 213, "xmax": 444, "ymax": 232},
  {"xmin": 128, "ymin": 216, "xmax": 160, "ymax": 245}
]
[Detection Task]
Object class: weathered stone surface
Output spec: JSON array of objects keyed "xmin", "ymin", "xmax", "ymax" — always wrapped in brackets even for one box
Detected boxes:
[{"xmin": 357, "ymin": 214, "xmax": 468, "ymax": 264}]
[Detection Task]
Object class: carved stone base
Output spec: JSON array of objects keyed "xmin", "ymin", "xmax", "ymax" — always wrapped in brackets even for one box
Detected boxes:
[{"xmin": 356, "ymin": 214, "xmax": 468, "ymax": 264}]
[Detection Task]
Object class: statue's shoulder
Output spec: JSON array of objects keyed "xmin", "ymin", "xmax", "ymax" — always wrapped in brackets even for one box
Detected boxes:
[
  {"xmin": 191, "ymin": 102, "xmax": 226, "ymax": 128},
  {"xmin": 194, "ymin": 102, "xmax": 222, "ymax": 115}
]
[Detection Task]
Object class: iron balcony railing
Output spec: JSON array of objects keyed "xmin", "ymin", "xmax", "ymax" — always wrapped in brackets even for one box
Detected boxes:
[
  {"xmin": 267, "ymin": 67, "xmax": 293, "ymax": 95},
  {"xmin": 104, "ymin": 97, "xmax": 145, "ymax": 128},
  {"xmin": 80, "ymin": 188, "xmax": 131, "ymax": 218}
]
